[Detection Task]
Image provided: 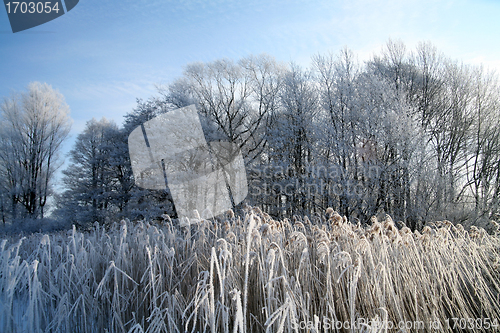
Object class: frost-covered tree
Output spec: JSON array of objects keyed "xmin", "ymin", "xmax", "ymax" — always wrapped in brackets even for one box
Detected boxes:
[
  {"xmin": 313, "ymin": 48, "xmax": 362, "ymax": 218},
  {"xmin": 163, "ymin": 55, "xmax": 284, "ymax": 162},
  {"xmin": 52, "ymin": 45, "xmax": 497, "ymax": 230},
  {"xmin": 365, "ymin": 40, "xmax": 500, "ymax": 228},
  {"xmin": 58, "ymin": 118, "xmax": 122, "ymax": 226},
  {"xmin": 313, "ymin": 47, "xmax": 423, "ymax": 226},
  {"xmin": 58, "ymin": 98, "xmax": 176, "ymax": 225},
  {"xmin": 0, "ymin": 82, "xmax": 71, "ymax": 221},
  {"xmin": 123, "ymin": 97, "xmax": 171, "ymax": 134},
  {"xmin": 274, "ymin": 63, "xmax": 319, "ymax": 215},
  {"xmin": 122, "ymin": 97, "xmax": 177, "ymax": 220},
  {"xmin": 358, "ymin": 70, "xmax": 422, "ymax": 226},
  {"xmin": 247, "ymin": 62, "xmax": 321, "ymax": 217},
  {"xmin": 162, "ymin": 55, "xmax": 286, "ymax": 215},
  {"xmin": 461, "ymin": 66, "xmax": 500, "ymax": 225}
]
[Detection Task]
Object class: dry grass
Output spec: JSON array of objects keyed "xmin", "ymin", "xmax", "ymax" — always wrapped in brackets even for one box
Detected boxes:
[{"xmin": 1, "ymin": 208, "xmax": 499, "ymax": 332}]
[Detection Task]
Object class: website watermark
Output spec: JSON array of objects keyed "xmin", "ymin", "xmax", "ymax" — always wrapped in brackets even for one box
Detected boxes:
[
  {"xmin": 247, "ymin": 164, "xmax": 382, "ymax": 199},
  {"xmin": 3, "ymin": 0, "xmax": 79, "ymax": 33},
  {"xmin": 291, "ymin": 316, "xmax": 499, "ymax": 331},
  {"xmin": 249, "ymin": 164, "xmax": 381, "ymax": 181}
]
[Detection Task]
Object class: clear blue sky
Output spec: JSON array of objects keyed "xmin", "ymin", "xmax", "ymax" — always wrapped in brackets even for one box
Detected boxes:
[{"xmin": 1, "ymin": 0, "xmax": 500, "ymax": 160}]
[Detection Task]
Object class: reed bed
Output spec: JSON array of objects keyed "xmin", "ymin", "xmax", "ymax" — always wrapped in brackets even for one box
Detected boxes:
[{"xmin": 0, "ymin": 207, "xmax": 499, "ymax": 332}]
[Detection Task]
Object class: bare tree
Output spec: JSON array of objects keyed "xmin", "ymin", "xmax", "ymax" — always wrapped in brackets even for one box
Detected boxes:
[
  {"xmin": 163, "ymin": 55, "xmax": 284, "ymax": 162},
  {"xmin": 461, "ymin": 66, "xmax": 500, "ymax": 224},
  {"xmin": 313, "ymin": 48, "xmax": 360, "ymax": 217},
  {"xmin": 0, "ymin": 82, "xmax": 71, "ymax": 221},
  {"xmin": 271, "ymin": 63, "xmax": 319, "ymax": 216}
]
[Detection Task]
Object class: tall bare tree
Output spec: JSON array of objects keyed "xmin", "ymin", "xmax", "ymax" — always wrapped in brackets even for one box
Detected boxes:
[
  {"xmin": 0, "ymin": 82, "xmax": 71, "ymax": 221},
  {"xmin": 163, "ymin": 55, "xmax": 284, "ymax": 162}
]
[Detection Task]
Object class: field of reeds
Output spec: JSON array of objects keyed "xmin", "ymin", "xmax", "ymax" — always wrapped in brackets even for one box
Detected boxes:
[{"xmin": 1, "ymin": 207, "xmax": 499, "ymax": 332}]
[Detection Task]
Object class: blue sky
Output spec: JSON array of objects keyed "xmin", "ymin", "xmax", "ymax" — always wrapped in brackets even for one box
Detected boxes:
[{"xmin": 1, "ymin": 0, "xmax": 500, "ymax": 162}]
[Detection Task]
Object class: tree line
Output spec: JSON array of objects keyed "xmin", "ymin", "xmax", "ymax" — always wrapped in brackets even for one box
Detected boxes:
[{"xmin": 2, "ymin": 40, "xmax": 499, "ymax": 231}]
